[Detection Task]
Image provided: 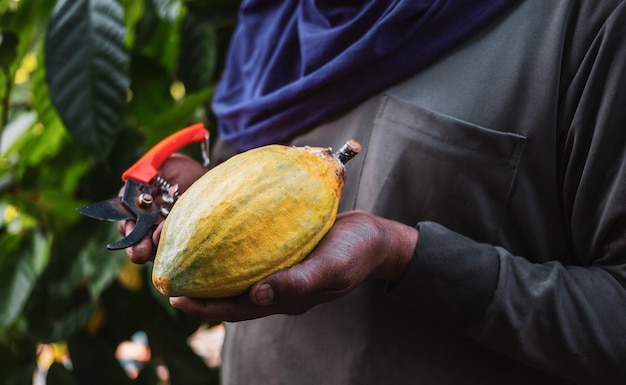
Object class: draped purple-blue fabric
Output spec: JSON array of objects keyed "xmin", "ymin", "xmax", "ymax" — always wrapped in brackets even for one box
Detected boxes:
[{"xmin": 212, "ymin": 0, "xmax": 520, "ymax": 151}]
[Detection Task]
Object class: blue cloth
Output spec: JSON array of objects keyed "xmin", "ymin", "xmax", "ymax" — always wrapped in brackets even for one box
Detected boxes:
[{"xmin": 212, "ymin": 0, "xmax": 520, "ymax": 151}]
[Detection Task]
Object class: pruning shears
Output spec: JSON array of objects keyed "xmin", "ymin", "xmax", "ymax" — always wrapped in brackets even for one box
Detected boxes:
[{"xmin": 77, "ymin": 123, "xmax": 210, "ymax": 250}]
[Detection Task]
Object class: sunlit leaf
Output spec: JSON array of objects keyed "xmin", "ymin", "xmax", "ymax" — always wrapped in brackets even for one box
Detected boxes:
[
  {"xmin": 134, "ymin": 0, "xmax": 182, "ymax": 73},
  {"xmin": 24, "ymin": 47, "xmax": 67, "ymax": 166},
  {"xmin": 45, "ymin": 0, "xmax": 129, "ymax": 158},
  {"xmin": 120, "ymin": 0, "xmax": 144, "ymax": 48},
  {"xmin": 0, "ymin": 112, "xmax": 35, "ymax": 155}
]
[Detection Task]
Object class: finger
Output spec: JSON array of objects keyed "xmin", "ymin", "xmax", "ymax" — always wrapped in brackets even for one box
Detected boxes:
[
  {"xmin": 248, "ymin": 220, "xmax": 374, "ymax": 308},
  {"xmin": 124, "ymin": 221, "xmax": 155, "ymax": 264},
  {"xmin": 169, "ymin": 296, "xmax": 277, "ymax": 322},
  {"xmin": 152, "ymin": 222, "xmax": 164, "ymax": 246},
  {"xmin": 159, "ymin": 153, "xmax": 207, "ymax": 193},
  {"xmin": 117, "ymin": 220, "xmax": 126, "ymax": 236},
  {"xmin": 249, "ymin": 257, "xmax": 347, "ymax": 309}
]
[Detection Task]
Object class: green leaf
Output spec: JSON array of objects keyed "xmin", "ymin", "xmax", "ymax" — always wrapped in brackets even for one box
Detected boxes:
[
  {"xmin": 45, "ymin": 0, "xmax": 129, "ymax": 159},
  {"xmin": 178, "ymin": 14, "xmax": 217, "ymax": 93},
  {"xmin": 48, "ymin": 223, "xmax": 127, "ymax": 301},
  {"xmin": 81, "ymin": 226, "xmax": 128, "ymax": 299},
  {"xmin": 25, "ymin": 46, "xmax": 67, "ymax": 165},
  {"xmin": 0, "ymin": 230, "xmax": 50, "ymax": 334},
  {"xmin": 133, "ymin": 0, "xmax": 182, "ymax": 73},
  {"xmin": 120, "ymin": 0, "xmax": 144, "ymax": 48}
]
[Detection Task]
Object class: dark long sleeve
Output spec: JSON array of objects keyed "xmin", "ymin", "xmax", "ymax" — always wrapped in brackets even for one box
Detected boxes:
[{"xmin": 389, "ymin": 4, "xmax": 626, "ymax": 383}]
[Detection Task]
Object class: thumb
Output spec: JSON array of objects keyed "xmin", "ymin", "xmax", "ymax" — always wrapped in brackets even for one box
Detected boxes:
[
  {"xmin": 250, "ymin": 281, "xmax": 276, "ymax": 305},
  {"xmin": 249, "ymin": 262, "xmax": 322, "ymax": 306}
]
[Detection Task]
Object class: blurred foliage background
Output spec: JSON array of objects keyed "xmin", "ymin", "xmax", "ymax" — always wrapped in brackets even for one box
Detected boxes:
[{"xmin": 0, "ymin": 0, "xmax": 239, "ymax": 383}]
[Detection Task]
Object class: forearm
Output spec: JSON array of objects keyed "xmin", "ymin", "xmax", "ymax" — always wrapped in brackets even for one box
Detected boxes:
[
  {"xmin": 388, "ymin": 221, "xmax": 500, "ymax": 329},
  {"xmin": 388, "ymin": 221, "xmax": 626, "ymax": 384}
]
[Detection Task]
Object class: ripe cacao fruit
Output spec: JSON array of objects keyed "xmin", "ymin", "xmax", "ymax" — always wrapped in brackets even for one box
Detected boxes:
[{"xmin": 152, "ymin": 140, "xmax": 361, "ymax": 298}]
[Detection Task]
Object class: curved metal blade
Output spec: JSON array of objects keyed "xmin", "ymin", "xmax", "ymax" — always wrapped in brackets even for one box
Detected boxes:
[
  {"xmin": 106, "ymin": 208, "xmax": 155, "ymax": 250},
  {"xmin": 76, "ymin": 198, "xmax": 134, "ymax": 222}
]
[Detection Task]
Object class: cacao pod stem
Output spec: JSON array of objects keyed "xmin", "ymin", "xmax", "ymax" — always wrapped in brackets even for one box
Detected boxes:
[{"xmin": 335, "ymin": 139, "xmax": 362, "ymax": 165}]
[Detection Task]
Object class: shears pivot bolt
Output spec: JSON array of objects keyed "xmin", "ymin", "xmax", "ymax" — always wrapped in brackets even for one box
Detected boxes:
[{"xmin": 136, "ymin": 193, "xmax": 154, "ymax": 209}]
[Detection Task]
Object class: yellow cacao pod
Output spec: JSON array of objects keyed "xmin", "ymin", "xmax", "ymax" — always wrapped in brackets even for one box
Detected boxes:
[{"xmin": 152, "ymin": 140, "xmax": 361, "ymax": 298}]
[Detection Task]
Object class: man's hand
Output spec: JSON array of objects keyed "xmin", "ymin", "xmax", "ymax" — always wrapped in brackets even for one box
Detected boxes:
[
  {"xmin": 169, "ymin": 210, "xmax": 418, "ymax": 322},
  {"xmin": 118, "ymin": 153, "xmax": 207, "ymax": 264}
]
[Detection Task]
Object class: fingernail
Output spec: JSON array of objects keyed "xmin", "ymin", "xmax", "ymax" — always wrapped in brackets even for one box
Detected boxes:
[
  {"xmin": 169, "ymin": 297, "xmax": 180, "ymax": 307},
  {"xmin": 255, "ymin": 283, "xmax": 275, "ymax": 305}
]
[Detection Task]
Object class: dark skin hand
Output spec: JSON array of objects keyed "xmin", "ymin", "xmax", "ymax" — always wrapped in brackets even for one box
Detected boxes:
[
  {"xmin": 117, "ymin": 153, "xmax": 208, "ymax": 264},
  {"xmin": 121, "ymin": 155, "xmax": 418, "ymax": 322}
]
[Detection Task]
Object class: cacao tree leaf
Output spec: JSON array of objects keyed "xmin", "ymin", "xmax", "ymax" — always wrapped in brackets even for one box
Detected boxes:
[
  {"xmin": 178, "ymin": 14, "xmax": 217, "ymax": 93},
  {"xmin": 24, "ymin": 272, "xmax": 97, "ymax": 343},
  {"xmin": 134, "ymin": 0, "xmax": 181, "ymax": 73},
  {"xmin": 120, "ymin": 0, "xmax": 144, "ymax": 48},
  {"xmin": 25, "ymin": 47, "xmax": 67, "ymax": 166},
  {"xmin": 79, "ymin": 225, "xmax": 128, "ymax": 299},
  {"xmin": 23, "ymin": 223, "xmax": 120, "ymax": 343},
  {"xmin": 46, "ymin": 223, "xmax": 126, "ymax": 301},
  {"xmin": 0, "ymin": 230, "xmax": 50, "ymax": 334},
  {"xmin": 45, "ymin": 0, "xmax": 129, "ymax": 159}
]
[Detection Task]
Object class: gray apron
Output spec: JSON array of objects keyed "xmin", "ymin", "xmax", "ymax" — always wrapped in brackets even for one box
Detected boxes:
[{"xmin": 217, "ymin": 0, "xmax": 626, "ymax": 383}]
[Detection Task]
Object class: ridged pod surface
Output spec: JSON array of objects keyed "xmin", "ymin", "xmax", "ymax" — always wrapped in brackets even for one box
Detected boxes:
[{"xmin": 152, "ymin": 141, "xmax": 360, "ymax": 298}]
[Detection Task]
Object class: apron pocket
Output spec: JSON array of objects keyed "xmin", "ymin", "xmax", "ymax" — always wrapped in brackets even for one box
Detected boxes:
[{"xmin": 355, "ymin": 94, "xmax": 527, "ymax": 243}]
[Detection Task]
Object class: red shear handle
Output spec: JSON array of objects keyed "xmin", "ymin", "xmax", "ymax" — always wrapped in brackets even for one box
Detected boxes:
[{"xmin": 121, "ymin": 123, "xmax": 210, "ymax": 184}]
